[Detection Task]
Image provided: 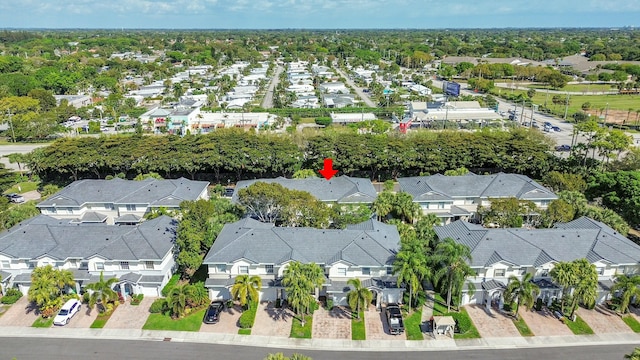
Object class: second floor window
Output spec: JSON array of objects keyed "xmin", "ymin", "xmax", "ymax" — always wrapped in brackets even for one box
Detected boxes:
[
  {"xmin": 96, "ymin": 262, "xmax": 105, "ymax": 271},
  {"xmin": 69, "ymin": 260, "xmax": 78, "ymax": 268},
  {"xmin": 361, "ymin": 267, "xmax": 370, "ymax": 275},
  {"xmin": 0, "ymin": 260, "xmax": 9, "ymax": 269},
  {"xmin": 126, "ymin": 204, "xmax": 137, "ymax": 211},
  {"xmin": 120, "ymin": 261, "xmax": 130, "ymax": 270},
  {"xmin": 494, "ymin": 269, "xmax": 505, "ymax": 277},
  {"xmin": 145, "ymin": 261, "xmax": 155, "ymax": 270},
  {"xmin": 239, "ymin": 266, "xmax": 249, "ymax": 274},
  {"xmin": 265, "ymin": 265, "xmax": 274, "ymax": 274},
  {"xmin": 337, "ymin": 267, "xmax": 347, "ymax": 276}
]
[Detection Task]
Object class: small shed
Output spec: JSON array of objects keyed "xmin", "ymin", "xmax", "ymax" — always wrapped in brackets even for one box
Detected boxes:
[{"xmin": 432, "ymin": 316, "xmax": 456, "ymax": 338}]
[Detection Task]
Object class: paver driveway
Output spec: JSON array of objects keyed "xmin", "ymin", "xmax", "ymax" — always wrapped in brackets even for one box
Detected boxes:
[
  {"xmin": 200, "ymin": 304, "xmax": 242, "ymax": 334},
  {"xmin": 62, "ymin": 303, "xmax": 98, "ymax": 328},
  {"xmin": 577, "ymin": 306, "xmax": 633, "ymax": 334},
  {"xmin": 0, "ymin": 296, "xmax": 40, "ymax": 327},
  {"xmin": 464, "ymin": 305, "xmax": 521, "ymax": 338},
  {"xmin": 312, "ymin": 306, "xmax": 351, "ymax": 339},
  {"xmin": 518, "ymin": 307, "xmax": 572, "ymax": 336},
  {"xmin": 252, "ymin": 302, "xmax": 295, "ymax": 337},
  {"xmin": 103, "ymin": 297, "xmax": 155, "ymax": 329},
  {"xmin": 364, "ymin": 305, "xmax": 399, "ymax": 340}
]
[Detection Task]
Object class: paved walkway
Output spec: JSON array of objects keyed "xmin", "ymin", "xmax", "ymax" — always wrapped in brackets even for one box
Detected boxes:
[
  {"xmin": 577, "ymin": 306, "xmax": 634, "ymax": 334},
  {"xmin": 103, "ymin": 297, "xmax": 155, "ymax": 329},
  {"xmin": 64, "ymin": 303, "xmax": 98, "ymax": 328},
  {"xmin": 251, "ymin": 302, "xmax": 295, "ymax": 337},
  {"xmin": 465, "ymin": 305, "xmax": 521, "ymax": 338},
  {"xmin": 0, "ymin": 297, "xmax": 39, "ymax": 327},
  {"xmin": 312, "ymin": 306, "xmax": 351, "ymax": 339}
]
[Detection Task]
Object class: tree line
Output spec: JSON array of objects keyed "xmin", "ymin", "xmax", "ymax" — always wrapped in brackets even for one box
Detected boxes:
[{"xmin": 25, "ymin": 128, "xmax": 557, "ymax": 184}]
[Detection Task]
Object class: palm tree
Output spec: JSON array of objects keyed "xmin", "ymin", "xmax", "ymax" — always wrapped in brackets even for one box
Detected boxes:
[
  {"xmin": 504, "ymin": 273, "xmax": 540, "ymax": 318},
  {"xmin": 393, "ymin": 192, "xmax": 421, "ymax": 224},
  {"xmin": 432, "ymin": 238, "xmax": 474, "ymax": 312},
  {"xmin": 569, "ymin": 259, "xmax": 598, "ymax": 317},
  {"xmin": 230, "ymin": 274, "xmax": 261, "ymax": 309},
  {"xmin": 283, "ymin": 262, "xmax": 324, "ymax": 325},
  {"xmin": 611, "ymin": 274, "xmax": 640, "ymax": 314},
  {"xmin": 347, "ymin": 278, "xmax": 373, "ymax": 319},
  {"xmin": 393, "ymin": 248, "xmax": 429, "ymax": 310},
  {"xmin": 166, "ymin": 283, "xmax": 193, "ymax": 318},
  {"xmin": 372, "ymin": 191, "xmax": 394, "ymax": 221},
  {"xmin": 625, "ymin": 348, "xmax": 640, "ymax": 360},
  {"xmin": 84, "ymin": 272, "xmax": 118, "ymax": 310},
  {"xmin": 550, "ymin": 262, "xmax": 577, "ymax": 312}
]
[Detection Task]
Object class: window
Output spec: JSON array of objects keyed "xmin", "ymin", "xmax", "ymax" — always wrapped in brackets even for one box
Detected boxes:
[
  {"xmin": 361, "ymin": 267, "xmax": 370, "ymax": 275},
  {"xmin": 386, "ymin": 267, "xmax": 393, "ymax": 275},
  {"xmin": 69, "ymin": 260, "xmax": 78, "ymax": 268},
  {"xmin": 0, "ymin": 260, "xmax": 9, "ymax": 269},
  {"xmin": 120, "ymin": 261, "xmax": 129, "ymax": 270},
  {"xmin": 28, "ymin": 262, "xmax": 35, "ymax": 269},
  {"xmin": 541, "ymin": 269, "xmax": 549, "ymax": 277},
  {"xmin": 145, "ymin": 261, "xmax": 155, "ymax": 270},
  {"xmin": 95, "ymin": 262, "xmax": 105, "ymax": 271},
  {"xmin": 65, "ymin": 207, "xmax": 73, "ymax": 214},
  {"xmin": 104, "ymin": 203, "xmax": 112, "ymax": 210},
  {"xmin": 265, "ymin": 265, "xmax": 274, "ymax": 274},
  {"xmin": 437, "ymin": 202, "xmax": 445, "ymax": 209},
  {"xmin": 597, "ymin": 267, "xmax": 605, "ymax": 275},
  {"xmin": 337, "ymin": 267, "xmax": 347, "ymax": 276},
  {"xmin": 239, "ymin": 266, "xmax": 249, "ymax": 274},
  {"xmin": 216, "ymin": 265, "xmax": 226, "ymax": 273},
  {"xmin": 79, "ymin": 262, "xmax": 89, "ymax": 270},
  {"xmin": 494, "ymin": 269, "xmax": 505, "ymax": 277},
  {"xmin": 126, "ymin": 204, "xmax": 137, "ymax": 211},
  {"xmin": 49, "ymin": 207, "xmax": 57, "ymax": 214}
]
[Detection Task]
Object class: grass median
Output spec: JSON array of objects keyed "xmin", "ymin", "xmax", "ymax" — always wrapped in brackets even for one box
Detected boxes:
[{"xmin": 142, "ymin": 308, "xmax": 205, "ymax": 332}]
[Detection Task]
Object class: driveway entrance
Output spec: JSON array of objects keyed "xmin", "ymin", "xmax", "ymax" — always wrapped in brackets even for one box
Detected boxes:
[
  {"xmin": 518, "ymin": 307, "xmax": 572, "ymax": 336},
  {"xmin": 0, "ymin": 296, "xmax": 39, "ymax": 327},
  {"xmin": 464, "ymin": 305, "xmax": 521, "ymax": 338},
  {"xmin": 312, "ymin": 306, "xmax": 351, "ymax": 339},
  {"xmin": 577, "ymin": 306, "xmax": 634, "ymax": 334},
  {"xmin": 364, "ymin": 305, "xmax": 399, "ymax": 339},
  {"xmin": 200, "ymin": 304, "xmax": 242, "ymax": 334},
  {"xmin": 252, "ymin": 302, "xmax": 294, "ymax": 337},
  {"xmin": 103, "ymin": 297, "xmax": 155, "ymax": 329}
]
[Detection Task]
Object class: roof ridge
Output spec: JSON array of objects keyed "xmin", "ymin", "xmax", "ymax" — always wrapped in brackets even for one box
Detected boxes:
[
  {"xmin": 135, "ymin": 221, "xmax": 162, "ymax": 259},
  {"xmin": 352, "ymin": 233, "xmax": 385, "ymax": 266}
]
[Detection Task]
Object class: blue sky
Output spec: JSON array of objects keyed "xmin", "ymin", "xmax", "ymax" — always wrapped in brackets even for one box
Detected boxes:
[{"xmin": 1, "ymin": 0, "xmax": 638, "ymax": 29}]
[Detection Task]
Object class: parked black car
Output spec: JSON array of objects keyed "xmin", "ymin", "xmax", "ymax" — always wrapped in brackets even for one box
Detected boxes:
[
  {"xmin": 555, "ymin": 144, "xmax": 571, "ymax": 152},
  {"xmin": 385, "ymin": 303, "xmax": 405, "ymax": 335},
  {"xmin": 203, "ymin": 300, "xmax": 225, "ymax": 324}
]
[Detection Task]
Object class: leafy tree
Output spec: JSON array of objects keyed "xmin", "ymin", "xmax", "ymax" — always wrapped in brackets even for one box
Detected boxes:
[
  {"xmin": 444, "ymin": 167, "xmax": 469, "ymax": 176},
  {"xmin": 569, "ymin": 259, "xmax": 598, "ymax": 317},
  {"xmin": 540, "ymin": 199, "xmax": 575, "ymax": 227},
  {"xmin": 84, "ymin": 272, "xmax": 118, "ymax": 311},
  {"xmin": 330, "ymin": 204, "xmax": 373, "ymax": 229},
  {"xmin": 550, "ymin": 261, "xmax": 578, "ymax": 313},
  {"xmin": 477, "ymin": 197, "xmax": 536, "ymax": 228},
  {"xmin": 504, "ymin": 273, "xmax": 540, "ymax": 319},
  {"xmin": 625, "ymin": 348, "xmax": 640, "ymax": 360},
  {"xmin": 557, "ymin": 191, "xmax": 588, "ymax": 218},
  {"xmin": 292, "ymin": 169, "xmax": 318, "ymax": 179},
  {"xmin": 347, "ymin": 278, "xmax": 373, "ymax": 319},
  {"xmin": 542, "ymin": 171, "xmax": 586, "ymax": 193},
  {"xmin": 431, "ymin": 238, "xmax": 474, "ymax": 312},
  {"xmin": 237, "ymin": 182, "xmax": 288, "ymax": 223},
  {"xmin": 610, "ymin": 274, "xmax": 640, "ymax": 314},
  {"xmin": 230, "ymin": 274, "xmax": 261, "ymax": 309},
  {"xmin": 28, "ymin": 265, "xmax": 75, "ymax": 317},
  {"xmin": 586, "ymin": 171, "xmax": 640, "ymax": 227}
]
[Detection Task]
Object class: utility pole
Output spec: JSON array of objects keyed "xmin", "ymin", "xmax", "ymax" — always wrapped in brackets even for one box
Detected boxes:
[
  {"xmin": 563, "ymin": 92, "xmax": 570, "ymax": 120},
  {"xmin": 6, "ymin": 109, "xmax": 15, "ymax": 143}
]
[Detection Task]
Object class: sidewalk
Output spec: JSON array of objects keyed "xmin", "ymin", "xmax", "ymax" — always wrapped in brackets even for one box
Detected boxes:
[{"xmin": 0, "ymin": 326, "xmax": 637, "ymax": 352}]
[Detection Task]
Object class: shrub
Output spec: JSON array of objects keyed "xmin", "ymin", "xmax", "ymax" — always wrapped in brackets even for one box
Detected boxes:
[
  {"xmin": 238, "ymin": 301, "xmax": 257, "ymax": 329},
  {"xmin": 315, "ymin": 117, "xmax": 332, "ymax": 126},
  {"xmin": 131, "ymin": 294, "xmax": 144, "ymax": 305},
  {"xmin": 161, "ymin": 274, "xmax": 180, "ymax": 297},
  {"xmin": 82, "ymin": 292, "xmax": 90, "ymax": 304},
  {"xmin": 149, "ymin": 298, "xmax": 167, "ymax": 313},
  {"xmin": 326, "ymin": 298, "xmax": 334, "ymax": 311},
  {"xmin": 1, "ymin": 288, "xmax": 23, "ymax": 304},
  {"xmin": 450, "ymin": 312, "xmax": 472, "ymax": 334},
  {"xmin": 535, "ymin": 298, "xmax": 543, "ymax": 311}
]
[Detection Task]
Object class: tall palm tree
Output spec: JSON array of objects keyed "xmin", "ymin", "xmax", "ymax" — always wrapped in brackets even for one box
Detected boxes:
[
  {"xmin": 166, "ymin": 283, "xmax": 193, "ymax": 318},
  {"xmin": 504, "ymin": 273, "xmax": 540, "ymax": 318},
  {"xmin": 372, "ymin": 191, "xmax": 394, "ymax": 221},
  {"xmin": 550, "ymin": 261, "xmax": 577, "ymax": 312},
  {"xmin": 393, "ymin": 248, "xmax": 429, "ymax": 310},
  {"xmin": 84, "ymin": 272, "xmax": 118, "ymax": 310},
  {"xmin": 53, "ymin": 268, "xmax": 75, "ymax": 296},
  {"xmin": 283, "ymin": 262, "xmax": 324, "ymax": 325},
  {"xmin": 570, "ymin": 259, "xmax": 598, "ymax": 317},
  {"xmin": 393, "ymin": 192, "xmax": 421, "ymax": 224},
  {"xmin": 347, "ymin": 278, "xmax": 373, "ymax": 319},
  {"xmin": 611, "ymin": 274, "xmax": 640, "ymax": 314},
  {"xmin": 230, "ymin": 274, "xmax": 261, "ymax": 309},
  {"xmin": 432, "ymin": 238, "xmax": 474, "ymax": 312}
]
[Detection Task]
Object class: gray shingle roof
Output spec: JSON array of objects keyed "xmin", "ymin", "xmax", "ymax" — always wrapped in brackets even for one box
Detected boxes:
[
  {"xmin": 231, "ymin": 176, "xmax": 377, "ymax": 203},
  {"xmin": 203, "ymin": 218, "xmax": 399, "ymax": 267},
  {"xmin": 37, "ymin": 178, "xmax": 209, "ymax": 208},
  {"xmin": 434, "ymin": 217, "xmax": 640, "ymax": 268},
  {"xmin": 0, "ymin": 215, "xmax": 176, "ymax": 262},
  {"xmin": 398, "ymin": 173, "xmax": 557, "ymax": 201}
]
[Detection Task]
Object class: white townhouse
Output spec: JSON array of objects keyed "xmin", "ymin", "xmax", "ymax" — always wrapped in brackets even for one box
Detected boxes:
[
  {"xmin": 203, "ymin": 218, "xmax": 403, "ymax": 308},
  {"xmin": 37, "ymin": 178, "xmax": 209, "ymax": 225},
  {"xmin": 231, "ymin": 176, "xmax": 378, "ymax": 205},
  {"xmin": 0, "ymin": 215, "xmax": 177, "ymax": 297},
  {"xmin": 434, "ymin": 217, "xmax": 640, "ymax": 309},
  {"xmin": 398, "ymin": 173, "xmax": 558, "ymax": 224}
]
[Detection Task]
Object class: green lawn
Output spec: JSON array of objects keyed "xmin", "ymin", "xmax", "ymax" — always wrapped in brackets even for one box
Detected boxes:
[
  {"xmin": 351, "ymin": 312, "xmax": 366, "ymax": 340},
  {"xmin": 564, "ymin": 315, "xmax": 594, "ymax": 335},
  {"xmin": 526, "ymin": 83, "xmax": 616, "ymax": 93},
  {"xmin": 4, "ymin": 181, "xmax": 39, "ymax": 194},
  {"xmin": 403, "ymin": 307, "xmax": 424, "ymax": 340},
  {"xmin": 90, "ymin": 318, "xmax": 108, "ymax": 328},
  {"xmin": 622, "ymin": 315, "xmax": 640, "ymax": 333},
  {"xmin": 290, "ymin": 315, "xmax": 313, "ymax": 339},
  {"xmin": 238, "ymin": 328, "xmax": 252, "ymax": 335},
  {"xmin": 513, "ymin": 316, "xmax": 534, "ymax": 336},
  {"xmin": 32, "ymin": 317, "xmax": 54, "ymax": 328},
  {"xmin": 142, "ymin": 308, "xmax": 205, "ymax": 332}
]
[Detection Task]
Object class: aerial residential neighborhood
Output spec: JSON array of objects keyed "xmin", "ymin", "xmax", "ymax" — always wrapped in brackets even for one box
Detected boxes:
[{"xmin": 0, "ymin": 20, "xmax": 640, "ymax": 360}]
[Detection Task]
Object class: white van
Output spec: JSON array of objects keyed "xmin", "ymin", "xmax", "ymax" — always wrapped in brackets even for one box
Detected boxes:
[{"xmin": 53, "ymin": 299, "xmax": 81, "ymax": 326}]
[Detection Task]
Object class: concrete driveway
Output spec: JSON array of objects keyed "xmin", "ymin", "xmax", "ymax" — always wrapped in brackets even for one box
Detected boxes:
[
  {"xmin": 103, "ymin": 297, "xmax": 155, "ymax": 329},
  {"xmin": 0, "ymin": 296, "xmax": 40, "ymax": 327},
  {"xmin": 364, "ymin": 305, "xmax": 399, "ymax": 340},
  {"xmin": 312, "ymin": 306, "xmax": 351, "ymax": 339},
  {"xmin": 464, "ymin": 305, "xmax": 521, "ymax": 338},
  {"xmin": 517, "ymin": 307, "xmax": 572, "ymax": 336},
  {"xmin": 252, "ymin": 302, "xmax": 294, "ymax": 337},
  {"xmin": 577, "ymin": 306, "xmax": 634, "ymax": 334},
  {"xmin": 199, "ymin": 304, "xmax": 242, "ymax": 334},
  {"xmin": 62, "ymin": 303, "xmax": 99, "ymax": 328}
]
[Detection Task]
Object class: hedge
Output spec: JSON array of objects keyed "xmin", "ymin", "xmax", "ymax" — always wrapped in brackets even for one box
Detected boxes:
[
  {"xmin": 238, "ymin": 302, "xmax": 258, "ymax": 329},
  {"xmin": 161, "ymin": 274, "xmax": 180, "ymax": 297},
  {"xmin": 0, "ymin": 288, "xmax": 23, "ymax": 304}
]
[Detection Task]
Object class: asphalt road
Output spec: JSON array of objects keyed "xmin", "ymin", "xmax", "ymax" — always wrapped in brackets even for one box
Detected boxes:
[
  {"xmin": 0, "ymin": 337, "xmax": 637, "ymax": 360},
  {"xmin": 261, "ymin": 65, "xmax": 283, "ymax": 109},
  {"xmin": 335, "ymin": 67, "xmax": 378, "ymax": 107},
  {"xmin": 0, "ymin": 143, "xmax": 49, "ymax": 171}
]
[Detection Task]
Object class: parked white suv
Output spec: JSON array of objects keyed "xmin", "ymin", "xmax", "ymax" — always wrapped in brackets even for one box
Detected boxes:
[{"xmin": 53, "ymin": 299, "xmax": 81, "ymax": 326}]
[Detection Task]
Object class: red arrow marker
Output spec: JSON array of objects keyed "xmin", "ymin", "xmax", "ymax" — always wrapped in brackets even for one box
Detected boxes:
[{"xmin": 318, "ymin": 158, "xmax": 338, "ymax": 180}]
